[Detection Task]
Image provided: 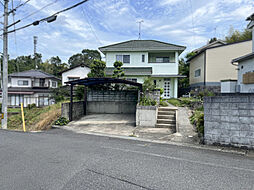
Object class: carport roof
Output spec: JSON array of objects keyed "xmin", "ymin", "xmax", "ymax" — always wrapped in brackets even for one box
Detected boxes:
[{"xmin": 65, "ymin": 77, "xmax": 143, "ymax": 87}]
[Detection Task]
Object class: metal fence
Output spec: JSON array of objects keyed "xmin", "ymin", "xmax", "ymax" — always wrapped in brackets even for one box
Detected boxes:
[{"xmin": 87, "ymin": 90, "xmax": 138, "ymax": 102}]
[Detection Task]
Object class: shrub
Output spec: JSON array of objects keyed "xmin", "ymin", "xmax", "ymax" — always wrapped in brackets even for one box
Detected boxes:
[
  {"xmin": 54, "ymin": 117, "xmax": 69, "ymax": 126},
  {"xmin": 139, "ymin": 96, "xmax": 157, "ymax": 106},
  {"xmin": 190, "ymin": 110, "xmax": 204, "ymax": 135},
  {"xmin": 160, "ymin": 100, "xmax": 168, "ymax": 107},
  {"xmin": 27, "ymin": 103, "xmax": 36, "ymax": 109}
]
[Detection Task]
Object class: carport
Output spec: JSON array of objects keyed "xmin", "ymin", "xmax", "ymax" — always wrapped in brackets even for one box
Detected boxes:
[{"xmin": 65, "ymin": 77, "xmax": 143, "ymax": 121}]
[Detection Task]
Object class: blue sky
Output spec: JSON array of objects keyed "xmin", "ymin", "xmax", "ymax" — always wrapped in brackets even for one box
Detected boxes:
[{"xmin": 1, "ymin": 0, "xmax": 254, "ymax": 63}]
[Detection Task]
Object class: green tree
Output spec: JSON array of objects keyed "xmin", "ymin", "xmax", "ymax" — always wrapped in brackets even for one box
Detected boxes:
[
  {"xmin": 225, "ymin": 27, "xmax": 252, "ymax": 43},
  {"xmin": 68, "ymin": 49, "xmax": 101, "ymax": 67},
  {"xmin": 178, "ymin": 52, "xmax": 196, "ymax": 89},
  {"xmin": 142, "ymin": 77, "xmax": 156, "ymax": 92},
  {"xmin": 208, "ymin": 37, "xmax": 217, "ymax": 44},
  {"xmin": 87, "ymin": 60, "xmax": 106, "ymax": 78},
  {"xmin": 112, "ymin": 61, "xmax": 125, "ymax": 79},
  {"xmin": 8, "ymin": 53, "xmax": 42, "ymax": 74},
  {"xmin": 178, "ymin": 58, "xmax": 189, "ymax": 88}
]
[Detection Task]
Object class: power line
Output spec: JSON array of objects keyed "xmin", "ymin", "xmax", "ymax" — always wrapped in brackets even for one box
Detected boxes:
[
  {"xmin": 8, "ymin": 0, "xmax": 31, "ymax": 14},
  {"xmin": 3, "ymin": 0, "xmax": 89, "ymax": 35},
  {"xmin": 20, "ymin": 0, "xmax": 58, "ymax": 21},
  {"xmin": 81, "ymin": 7, "xmax": 102, "ymax": 45},
  {"xmin": 0, "ymin": 1, "xmax": 4, "ymax": 7}
]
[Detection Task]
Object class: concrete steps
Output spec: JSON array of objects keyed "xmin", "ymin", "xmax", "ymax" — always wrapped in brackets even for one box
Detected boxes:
[{"xmin": 156, "ymin": 107, "xmax": 176, "ymax": 131}]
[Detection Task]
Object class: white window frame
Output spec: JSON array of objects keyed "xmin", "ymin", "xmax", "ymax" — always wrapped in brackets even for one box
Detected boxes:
[
  {"xmin": 52, "ymin": 81, "xmax": 57, "ymax": 87},
  {"xmin": 195, "ymin": 69, "xmax": 201, "ymax": 77},
  {"xmin": 116, "ymin": 55, "xmax": 130, "ymax": 64},
  {"xmin": 18, "ymin": 80, "xmax": 29, "ymax": 86}
]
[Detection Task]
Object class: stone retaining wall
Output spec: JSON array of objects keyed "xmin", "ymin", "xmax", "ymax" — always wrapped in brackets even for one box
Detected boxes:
[
  {"xmin": 61, "ymin": 101, "xmax": 84, "ymax": 120},
  {"xmin": 204, "ymin": 95, "xmax": 254, "ymax": 148}
]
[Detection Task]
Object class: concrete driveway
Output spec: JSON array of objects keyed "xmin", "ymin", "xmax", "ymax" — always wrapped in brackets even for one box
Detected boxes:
[
  {"xmin": 62, "ymin": 114, "xmax": 137, "ymax": 136},
  {"xmin": 58, "ymin": 113, "xmax": 174, "ymax": 140}
]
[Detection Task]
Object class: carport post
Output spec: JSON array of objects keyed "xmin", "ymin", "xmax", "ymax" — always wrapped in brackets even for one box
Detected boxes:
[
  {"xmin": 83, "ymin": 86, "xmax": 87, "ymax": 115},
  {"xmin": 69, "ymin": 84, "xmax": 73, "ymax": 121}
]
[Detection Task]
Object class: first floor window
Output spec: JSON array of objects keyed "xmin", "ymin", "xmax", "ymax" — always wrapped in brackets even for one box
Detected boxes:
[
  {"xmin": 195, "ymin": 69, "xmax": 201, "ymax": 77},
  {"xmin": 18, "ymin": 80, "xmax": 28, "ymax": 86},
  {"xmin": 116, "ymin": 55, "xmax": 130, "ymax": 63}
]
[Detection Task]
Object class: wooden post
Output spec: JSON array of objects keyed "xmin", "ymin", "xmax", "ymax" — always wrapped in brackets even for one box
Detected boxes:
[
  {"xmin": 83, "ymin": 86, "xmax": 87, "ymax": 115},
  {"xmin": 69, "ymin": 84, "xmax": 73, "ymax": 121}
]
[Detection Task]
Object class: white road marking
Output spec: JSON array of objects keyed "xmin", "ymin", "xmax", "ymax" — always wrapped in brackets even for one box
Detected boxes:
[{"xmin": 102, "ymin": 146, "xmax": 254, "ymax": 173}]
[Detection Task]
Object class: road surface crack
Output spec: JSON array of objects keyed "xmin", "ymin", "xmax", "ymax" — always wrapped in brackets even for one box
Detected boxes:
[{"xmin": 86, "ymin": 168, "xmax": 155, "ymax": 190}]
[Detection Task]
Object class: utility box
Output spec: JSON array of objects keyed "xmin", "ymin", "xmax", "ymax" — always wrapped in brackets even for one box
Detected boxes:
[{"xmin": 221, "ymin": 80, "xmax": 237, "ymax": 93}]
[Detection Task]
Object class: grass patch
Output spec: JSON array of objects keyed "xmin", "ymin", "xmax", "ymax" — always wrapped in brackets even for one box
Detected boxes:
[
  {"xmin": 7, "ymin": 103, "xmax": 61, "ymax": 131},
  {"xmin": 167, "ymin": 97, "xmax": 201, "ymax": 107},
  {"xmin": 8, "ymin": 108, "xmax": 21, "ymax": 113},
  {"xmin": 167, "ymin": 98, "xmax": 182, "ymax": 107}
]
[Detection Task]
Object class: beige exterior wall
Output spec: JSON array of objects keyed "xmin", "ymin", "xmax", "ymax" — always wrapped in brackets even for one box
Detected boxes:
[
  {"xmin": 189, "ymin": 52, "xmax": 205, "ymax": 85},
  {"xmin": 206, "ymin": 41, "xmax": 252, "ymax": 83}
]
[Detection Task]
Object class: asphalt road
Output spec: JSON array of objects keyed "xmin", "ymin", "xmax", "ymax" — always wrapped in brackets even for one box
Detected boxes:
[{"xmin": 0, "ymin": 128, "xmax": 253, "ymax": 190}]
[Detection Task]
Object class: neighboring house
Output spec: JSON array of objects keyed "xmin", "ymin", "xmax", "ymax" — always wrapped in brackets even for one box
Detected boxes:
[
  {"xmin": 0, "ymin": 69, "xmax": 60, "ymax": 107},
  {"xmin": 99, "ymin": 40, "xmax": 186, "ymax": 98},
  {"xmin": 223, "ymin": 13, "xmax": 254, "ymax": 93},
  {"xmin": 187, "ymin": 39, "xmax": 252, "ymax": 92},
  {"xmin": 61, "ymin": 64, "xmax": 90, "ymax": 86}
]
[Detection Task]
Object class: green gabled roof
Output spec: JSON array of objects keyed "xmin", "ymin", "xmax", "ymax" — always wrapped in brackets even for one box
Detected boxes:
[{"xmin": 99, "ymin": 40, "xmax": 186, "ymax": 54}]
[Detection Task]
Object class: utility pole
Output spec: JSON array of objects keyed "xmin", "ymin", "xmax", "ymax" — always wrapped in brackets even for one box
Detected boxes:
[
  {"xmin": 137, "ymin": 20, "xmax": 144, "ymax": 40},
  {"xmin": 33, "ymin": 36, "xmax": 38, "ymax": 69},
  {"xmin": 2, "ymin": 0, "xmax": 9, "ymax": 129}
]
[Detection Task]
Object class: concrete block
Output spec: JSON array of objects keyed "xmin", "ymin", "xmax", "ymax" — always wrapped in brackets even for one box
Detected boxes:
[
  {"xmin": 231, "ymin": 96, "xmax": 249, "ymax": 103},
  {"xmin": 239, "ymin": 110, "xmax": 249, "ymax": 116},
  {"xmin": 249, "ymin": 110, "xmax": 254, "ymax": 116},
  {"xmin": 230, "ymin": 130, "xmax": 240, "ymax": 137},
  {"xmin": 220, "ymin": 103, "xmax": 230, "ymax": 110},
  {"xmin": 221, "ymin": 115, "xmax": 229, "ymax": 122},
  {"xmin": 230, "ymin": 103, "xmax": 239, "ymax": 110},
  {"xmin": 249, "ymin": 138, "xmax": 254, "ymax": 146},
  {"xmin": 231, "ymin": 136, "xmax": 240, "ymax": 144},
  {"xmin": 211, "ymin": 103, "xmax": 220, "ymax": 109},
  {"xmin": 246, "ymin": 132, "xmax": 254, "ymax": 138},
  {"xmin": 239, "ymin": 124, "xmax": 250, "ymax": 131},
  {"xmin": 238, "ymin": 137, "xmax": 250, "ymax": 145},
  {"xmin": 228, "ymin": 116, "xmax": 240, "ymax": 123},
  {"xmin": 219, "ymin": 137, "xmax": 230, "ymax": 143},
  {"xmin": 204, "ymin": 103, "xmax": 211, "ymax": 109},
  {"xmin": 239, "ymin": 116, "xmax": 252, "ymax": 124},
  {"xmin": 239, "ymin": 103, "xmax": 251, "ymax": 110}
]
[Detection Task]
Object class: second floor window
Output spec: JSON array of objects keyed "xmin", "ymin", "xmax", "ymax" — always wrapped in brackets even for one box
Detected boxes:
[
  {"xmin": 116, "ymin": 55, "xmax": 130, "ymax": 63},
  {"xmin": 18, "ymin": 80, "xmax": 28, "ymax": 86},
  {"xmin": 142, "ymin": 55, "xmax": 145, "ymax": 62},
  {"xmin": 155, "ymin": 57, "xmax": 170, "ymax": 63}
]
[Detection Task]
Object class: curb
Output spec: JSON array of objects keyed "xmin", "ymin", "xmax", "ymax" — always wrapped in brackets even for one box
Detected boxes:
[{"xmin": 52, "ymin": 125, "xmax": 249, "ymax": 156}]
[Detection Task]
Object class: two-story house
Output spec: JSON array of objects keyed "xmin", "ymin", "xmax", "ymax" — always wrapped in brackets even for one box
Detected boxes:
[
  {"xmin": 99, "ymin": 40, "xmax": 186, "ymax": 98},
  {"xmin": 187, "ymin": 39, "xmax": 252, "ymax": 93},
  {"xmin": 0, "ymin": 69, "xmax": 60, "ymax": 107},
  {"xmin": 60, "ymin": 64, "xmax": 90, "ymax": 86}
]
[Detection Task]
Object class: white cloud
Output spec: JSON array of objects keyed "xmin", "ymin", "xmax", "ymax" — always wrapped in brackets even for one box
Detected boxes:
[{"xmin": 160, "ymin": 0, "xmax": 182, "ymax": 5}]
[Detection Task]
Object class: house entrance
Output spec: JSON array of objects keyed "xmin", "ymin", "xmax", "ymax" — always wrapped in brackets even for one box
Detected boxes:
[{"xmin": 164, "ymin": 79, "xmax": 171, "ymax": 98}]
